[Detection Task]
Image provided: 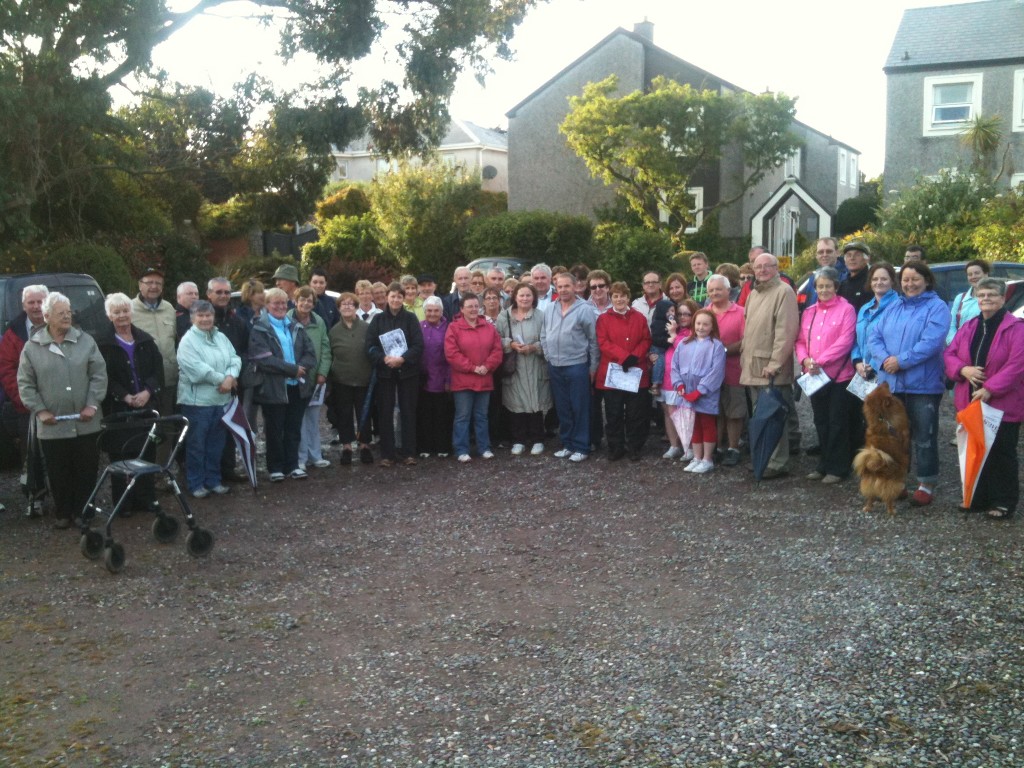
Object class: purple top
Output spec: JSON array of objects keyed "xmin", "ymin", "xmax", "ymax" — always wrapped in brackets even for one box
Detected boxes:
[
  {"xmin": 114, "ymin": 335, "xmax": 142, "ymax": 394},
  {"xmin": 420, "ymin": 318, "xmax": 450, "ymax": 393},
  {"xmin": 670, "ymin": 336, "xmax": 726, "ymax": 415}
]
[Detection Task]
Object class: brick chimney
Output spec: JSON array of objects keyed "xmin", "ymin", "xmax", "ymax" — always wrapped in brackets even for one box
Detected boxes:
[{"xmin": 633, "ymin": 19, "xmax": 654, "ymax": 42}]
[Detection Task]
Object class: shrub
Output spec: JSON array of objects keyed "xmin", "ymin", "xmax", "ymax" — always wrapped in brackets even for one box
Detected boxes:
[
  {"xmin": 316, "ymin": 186, "xmax": 371, "ymax": 222},
  {"xmin": 464, "ymin": 211, "xmax": 594, "ymax": 265},
  {"xmin": 327, "ymin": 260, "xmax": 396, "ymax": 292},
  {"xmin": 591, "ymin": 224, "xmax": 676, "ymax": 288},
  {"xmin": 39, "ymin": 242, "xmax": 133, "ymax": 294},
  {"xmin": 302, "ymin": 214, "xmax": 390, "ymax": 272},
  {"xmin": 197, "ymin": 197, "xmax": 258, "ymax": 240}
]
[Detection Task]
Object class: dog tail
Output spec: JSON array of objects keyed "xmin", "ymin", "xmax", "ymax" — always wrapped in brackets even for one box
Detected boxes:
[{"xmin": 854, "ymin": 447, "xmax": 897, "ymax": 474}]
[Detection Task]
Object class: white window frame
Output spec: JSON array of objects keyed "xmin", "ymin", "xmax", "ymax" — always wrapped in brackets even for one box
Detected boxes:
[
  {"xmin": 1013, "ymin": 69, "xmax": 1024, "ymax": 133},
  {"xmin": 849, "ymin": 154, "xmax": 858, "ymax": 192},
  {"xmin": 923, "ymin": 73, "xmax": 983, "ymax": 136},
  {"xmin": 684, "ymin": 187, "xmax": 704, "ymax": 235},
  {"xmin": 838, "ymin": 149, "xmax": 848, "ymax": 185},
  {"xmin": 336, "ymin": 161, "xmax": 348, "ymax": 180},
  {"xmin": 1010, "ymin": 172, "xmax": 1024, "ymax": 190},
  {"xmin": 783, "ymin": 148, "xmax": 801, "ymax": 180}
]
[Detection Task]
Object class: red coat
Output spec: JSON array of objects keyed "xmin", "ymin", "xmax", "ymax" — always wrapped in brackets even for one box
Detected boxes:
[
  {"xmin": 444, "ymin": 315, "xmax": 503, "ymax": 392},
  {"xmin": 0, "ymin": 315, "xmax": 32, "ymax": 411},
  {"xmin": 595, "ymin": 307, "xmax": 652, "ymax": 391}
]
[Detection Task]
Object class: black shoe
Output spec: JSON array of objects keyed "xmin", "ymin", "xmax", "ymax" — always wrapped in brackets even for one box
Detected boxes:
[
  {"xmin": 628, "ymin": 450, "xmax": 643, "ymax": 462},
  {"xmin": 339, "ymin": 449, "xmax": 353, "ymax": 466},
  {"xmin": 330, "ymin": 437, "xmax": 342, "ymax": 446},
  {"xmin": 359, "ymin": 447, "xmax": 373, "ymax": 464},
  {"xmin": 722, "ymin": 448, "xmax": 741, "ymax": 467},
  {"xmin": 607, "ymin": 448, "xmax": 626, "ymax": 462},
  {"xmin": 805, "ymin": 444, "xmax": 821, "ymax": 456}
]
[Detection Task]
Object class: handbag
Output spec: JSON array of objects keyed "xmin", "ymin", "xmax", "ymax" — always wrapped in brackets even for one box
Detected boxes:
[
  {"xmin": 501, "ymin": 349, "xmax": 519, "ymax": 377},
  {"xmin": 238, "ymin": 360, "xmax": 264, "ymax": 390}
]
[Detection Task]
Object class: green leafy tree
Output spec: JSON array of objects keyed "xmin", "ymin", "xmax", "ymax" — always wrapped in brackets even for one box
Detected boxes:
[
  {"xmin": 302, "ymin": 213, "xmax": 387, "ymax": 271},
  {"xmin": 464, "ymin": 211, "xmax": 593, "ymax": 265},
  {"xmin": 591, "ymin": 223, "xmax": 676, "ymax": 286},
  {"xmin": 560, "ymin": 75, "xmax": 800, "ymax": 239}
]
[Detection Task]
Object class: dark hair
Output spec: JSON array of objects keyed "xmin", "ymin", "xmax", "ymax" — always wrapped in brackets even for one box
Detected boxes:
[
  {"xmin": 512, "ymin": 281, "xmax": 538, "ymax": 308},
  {"xmin": 311, "ymin": 267, "xmax": 327, "ymax": 279},
  {"xmin": 965, "ymin": 259, "xmax": 991, "ymax": 275},
  {"xmin": 460, "ymin": 291, "xmax": 480, "ymax": 307},
  {"xmin": 866, "ymin": 262, "xmax": 897, "ymax": 290},
  {"xmin": 569, "ymin": 263, "xmax": 590, "ymax": 282},
  {"xmin": 387, "ymin": 281, "xmax": 403, "ymax": 295},
  {"xmin": 905, "ymin": 244, "xmax": 925, "ymax": 258},
  {"xmin": 900, "ymin": 261, "xmax": 936, "ymax": 290}
]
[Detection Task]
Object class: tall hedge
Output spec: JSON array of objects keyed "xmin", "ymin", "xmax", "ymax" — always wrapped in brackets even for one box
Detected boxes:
[{"xmin": 464, "ymin": 211, "xmax": 593, "ymax": 266}]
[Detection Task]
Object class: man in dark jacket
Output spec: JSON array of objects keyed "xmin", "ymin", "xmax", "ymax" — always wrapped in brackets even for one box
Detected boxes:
[
  {"xmin": 366, "ymin": 282, "xmax": 424, "ymax": 466},
  {"xmin": 208, "ymin": 276, "xmax": 250, "ymax": 481},
  {"xmin": 837, "ymin": 241, "xmax": 872, "ymax": 311},
  {"xmin": 310, "ymin": 268, "xmax": 340, "ymax": 328}
]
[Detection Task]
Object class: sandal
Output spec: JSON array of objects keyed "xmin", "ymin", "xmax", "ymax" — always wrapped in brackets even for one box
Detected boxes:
[{"xmin": 986, "ymin": 506, "xmax": 1013, "ymax": 520}]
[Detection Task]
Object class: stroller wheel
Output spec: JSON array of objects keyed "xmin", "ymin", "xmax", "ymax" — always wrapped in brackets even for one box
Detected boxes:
[
  {"xmin": 80, "ymin": 531, "xmax": 104, "ymax": 560},
  {"xmin": 152, "ymin": 515, "xmax": 180, "ymax": 544},
  {"xmin": 103, "ymin": 543, "xmax": 126, "ymax": 574},
  {"xmin": 186, "ymin": 528, "xmax": 214, "ymax": 558}
]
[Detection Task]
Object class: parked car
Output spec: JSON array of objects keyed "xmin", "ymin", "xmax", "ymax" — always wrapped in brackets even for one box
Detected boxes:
[{"xmin": 0, "ymin": 272, "xmax": 106, "ymax": 336}]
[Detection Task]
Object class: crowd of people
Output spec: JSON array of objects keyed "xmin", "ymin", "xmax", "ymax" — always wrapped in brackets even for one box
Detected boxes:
[{"xmin": 2, "ymin": 239, "xmax": 1023, "ymax": 528}]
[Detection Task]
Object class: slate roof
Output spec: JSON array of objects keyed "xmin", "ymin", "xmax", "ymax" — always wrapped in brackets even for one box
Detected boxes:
[
  {"xmin": 333, "ymin": 119, "xmax": 507, "ymax": 154},
  {"xmin": 884, "ymin": 0, "xmax": 1024, "ymax": 72}
]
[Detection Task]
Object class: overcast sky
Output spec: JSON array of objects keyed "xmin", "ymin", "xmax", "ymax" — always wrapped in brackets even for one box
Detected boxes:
[{"xmin": 151, "ymin": 0, "xmax": 973, "ymax": 177}]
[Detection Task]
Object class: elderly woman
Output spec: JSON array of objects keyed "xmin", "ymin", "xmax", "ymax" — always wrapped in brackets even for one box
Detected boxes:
[
  {"xmin": 947, "ymin": 259, "xmax": 990, "ymax": 344},
  {"xmin": 496, "ymin": 282, "xmax": 551, "ymax": 456},
  {"xmin": 444, "ymin": 293, "xmax": 503, "ymax": 462},
  {"xmin": 944, "ymin": 277, "xmax": 1024, "ymax": 520},
  {"xmin": 177, "ymin": 300, "xmax": 241, "ymax": 498},
  {"xmin": 366, "ymin": 282, "xmax": 424, "ymax": 466},
  {"xmin": 18, "ymin": 293, "xmax": 107, "ymax": 528},
  {"xmin": 329, "ymin": 292, "xmax": 374, "ymax": 465},
  {"xmin": 401, "ymin": 274, "xmax": 425, "ymax": 320},
  {"xmin": 707, "ymin": 275, "xmax": 745, "ymax": 466},
  {"xmin": 851, "ymin": 262, "xmax": 899, "ymax": 382},
  {"xmin": 248, "ymin": 287, "xmax": 317, "ymax": 481},
  {"xmin": 795, "ymin": 267, "xmax": 858, "ymax": 484},
  {"xmin": 96, "ymin": 293, "xmax": 164, "ymax": 512},
  {"xmin": 868, "ymin": 262, "xmax": 951, "ymax": 507},
  {"xmin": 596, "ymin": 281, "xmax": 652, "ymax": 461},
  {"xmin": 417, "ymin": 296, "xmax": 453, "ymax": 458},
  {"xmin": 289, "ymin": 286, "xmax": 332, "ymax": 470},
  {"xmin": 355, "ymin": 279, "xmax": 382, "ymax": 323}
]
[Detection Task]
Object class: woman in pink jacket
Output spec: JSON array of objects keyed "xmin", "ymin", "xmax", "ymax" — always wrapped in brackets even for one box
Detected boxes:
[
  {"xmin": 943, "ymin": 277, "xmax": 1024, "ymax": 519},
  {"xmin": 794, "ymin": 267, "xmax": 858, "ymax": 484},
  {"xmin": 444, "ymin": 293, "xmax": 504, "ymax": 463}
]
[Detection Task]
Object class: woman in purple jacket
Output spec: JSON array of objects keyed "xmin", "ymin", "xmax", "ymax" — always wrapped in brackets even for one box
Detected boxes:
[
  {"xmin": 417, "ymin": 296, "xmax": 453, "ymax": 458},
  {"xmin": 943, "ymin": 277, "xmax": 1024, "ymax": 519}
]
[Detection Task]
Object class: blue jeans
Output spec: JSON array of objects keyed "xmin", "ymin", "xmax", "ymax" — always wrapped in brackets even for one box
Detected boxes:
[
  {"xmin": 298, "ymin": 403, "xmax": 324, "ymax": 464},
  {"xmin": 452, "ymin": 390, "xmax": 491, "ymax": 457},
  {"xmin": 897, "ymin": 392, "xmax": 941, "ymax": 484},
  {"xmin": 548, "ymin": 362, "xmax": 591, "ymax": 454},
  {"xmin": 181, "ymin": 404, "xmax": 226, "ymax": 493}
]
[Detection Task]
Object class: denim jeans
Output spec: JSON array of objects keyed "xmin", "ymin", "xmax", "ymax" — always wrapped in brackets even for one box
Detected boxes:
[
  {"xmin": 181, "ymin": 404, "xmax": 226, "ymax": 492},
  {"xmin": 298, "ymin": 403, "xmax": 324, "ymax": 465},
  {"xmin": 452, "ymin": 390, "xmax": 491, "ymax": 457},
  {"xmin": 548, "ymin": 362, "xmax": 591, "ymax": 454},
  {"xmin": 897, "ymin": 392, "xmax": 941, "ymax": 484}
]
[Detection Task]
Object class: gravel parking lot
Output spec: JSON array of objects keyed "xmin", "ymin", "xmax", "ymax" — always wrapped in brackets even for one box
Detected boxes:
[{"xmin": 1, "ymin": 400, "xmax": 1022, "ymax": 767}]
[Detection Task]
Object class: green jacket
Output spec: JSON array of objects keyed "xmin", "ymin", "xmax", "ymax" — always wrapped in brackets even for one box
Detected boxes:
[
  {"xmin": 18, "ymin": 326, "xmax": 107, "ymax": 439},
  {"xmin": 177, "ymin": 325, "xmax": 241, "ymax": 407},
  {"xmin": 288, "ymin": 309, "xmax": 332, "ymax": 380}
]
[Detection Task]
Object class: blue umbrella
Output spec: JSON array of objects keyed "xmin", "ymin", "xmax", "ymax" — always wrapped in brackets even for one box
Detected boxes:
[{"xmin": 749, "ymin": 379, "xmax": 790, "ymax": 482}]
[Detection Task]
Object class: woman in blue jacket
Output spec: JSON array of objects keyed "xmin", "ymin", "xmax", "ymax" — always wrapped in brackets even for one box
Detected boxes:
[{"xmin": 868, "ymin": 262, "xmax": 951, "ymax": 507}]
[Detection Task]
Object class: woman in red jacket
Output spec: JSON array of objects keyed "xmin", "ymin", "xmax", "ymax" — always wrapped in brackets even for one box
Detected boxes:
[
  {"xmin": 444, "ymin": 294, "xmax": 503, "ymax": 463},
  {"xmin": 596, "ymin": 282, "xmax": 652, "ymax": 461}
]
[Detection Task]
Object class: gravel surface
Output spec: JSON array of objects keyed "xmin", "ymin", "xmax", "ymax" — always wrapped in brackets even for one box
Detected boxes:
[{"xmin": 1, "ymin": 399, "xmax": 1022, "ymax": 767}]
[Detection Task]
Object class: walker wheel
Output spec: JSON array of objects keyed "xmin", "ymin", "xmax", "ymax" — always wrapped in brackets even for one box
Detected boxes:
[
  {"xmin": 80, "ymin": 531, "xmax": 104, "ymax": 560},
  {"xmin": 103, "ymin": 543, "xmax": 126, "ymax": 574},
  {"xmin": 186, "ymin": 528, "xmax": 214, "ymax": 558},
  {"xmin": 152, "ymin": 515, "xmax": 180, "ymax": 544}
]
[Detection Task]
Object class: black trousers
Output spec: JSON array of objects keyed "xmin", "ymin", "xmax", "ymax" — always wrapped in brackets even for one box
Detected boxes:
[
  {"xmin": 41, "ymin": 433, "xmax": 99, "ymax": 522},
  {"xmin": 603, "ymin": 388, "xmax": 651, "ymax": 454},
  {"xmin": 508, "ymin": 411, "xmax": 545, "ymax": 445},
  {"xmin": 970, "ymin": 420, "xmax": 1020, "ymax": 514},
  {"xmin": 331, "ymin": 383, "xmax": 370, "ymax": 444},
  {"xmin": 417, "ymin": 390, "xmax": 453, "ymax": 454},
  {"xmin": 809, "ymin": 380, "xmax": 859, "ymax": 478},
  {"xmin": 377, "ymin": 376, "xmax": 418, "ymax": 460},
  {"xmin": 262, "ymin": 385, "xmax": 306, "ymax": 474},
  {"xmin": 591, "ymin": 386, "xmax": 605, "ymax": 448}
]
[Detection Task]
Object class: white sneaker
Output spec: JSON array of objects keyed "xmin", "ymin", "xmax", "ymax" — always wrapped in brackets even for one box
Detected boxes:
[
  {"xmin": 691, "ymin": 459, "xmax": 714, "ymax": 474},
  {"xmin": 290, "ymin": 468, "xmax": 308, "ymax": 479},
  {"xmin": 481, "ymin": 450, "xmax": 495, "ymax": 459},
  {"xmin": 554, "ymin": 448, "xmax": 571, "ymax": 458},
  {"xmin": 682, "ymin": 451, "xmax": 694, "ymax": 462},
  {"xmin": 662, "ymin": 446, "xmax": 683, "ymax": 460},
  {"xmin": 683, "ymin": 458, "xmax": 701, "ymax": 472},
  {"xmin": 297, "ymin": 463, "xmax": 307, "ymax": 472},
  {"xmin": 530, "ymin": 443, "xmax": 545, "ymax": 455},
  {"xmin": 569, "ymin": 452, "xmax": 588, "ymax": 462},
  {"xmin": 269, "ymin": 472, "xmax": 285, "ymax": 482},
  {"xmin": 458, "ymin": 454, "xmax": 472, "ymax": 463},
  {"xmin": 437, "ymin": 452, "xmax": 449, "ymax": 458},
  {"xmin": 511, "ymin": 443, "xmax": 526, "ymax": 456},
  {"xmin": 313, "ymin": 459, "xmax": 331, "ymax": 468},
  {"xmin": 419, "ymin": 452, "xmax": 431, "ymax": 459}
]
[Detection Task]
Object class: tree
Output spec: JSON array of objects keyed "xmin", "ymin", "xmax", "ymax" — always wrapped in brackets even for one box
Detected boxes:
[
  {"xmin": 0, "ymin": 0, "xmax": 538, "ymax": 240},
  {"xmin": 560, "ymin": 75, "xmax": 800, "ymax": 240}
]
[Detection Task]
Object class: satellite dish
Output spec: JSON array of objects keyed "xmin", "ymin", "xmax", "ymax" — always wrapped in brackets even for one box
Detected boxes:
[{"xmin": 482, "ymin": 165, "xmax": 498, "ymax": 180}]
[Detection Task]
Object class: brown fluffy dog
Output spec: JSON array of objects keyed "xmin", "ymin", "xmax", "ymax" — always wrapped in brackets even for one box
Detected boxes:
[{"xmin": 853, "ymin": 382, "xmax": 911, "ymax": 515}]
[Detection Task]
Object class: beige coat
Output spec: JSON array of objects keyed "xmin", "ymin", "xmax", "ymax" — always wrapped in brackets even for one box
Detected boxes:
[
  {"xmin": 131, "ymin": 296, "xmax": 178, "ymax": 388},
  {"xmin": 740, "ymin": 276, "xmax": 799, "ymax": 386}
]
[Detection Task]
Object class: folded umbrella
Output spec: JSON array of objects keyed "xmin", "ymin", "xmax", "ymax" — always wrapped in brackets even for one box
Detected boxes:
[
  {"xmin": 222, "ymin": 396, "xmax": 258, "ymax": 490},
  {"xmin": 749, "ymin": 380, "xmax": 790, "ymax": 482}
]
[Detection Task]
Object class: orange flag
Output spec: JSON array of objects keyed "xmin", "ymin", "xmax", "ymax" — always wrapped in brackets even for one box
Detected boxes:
[{"xmin": 955, "ymin": 400, "xmax": 1004, "ymax": 508}]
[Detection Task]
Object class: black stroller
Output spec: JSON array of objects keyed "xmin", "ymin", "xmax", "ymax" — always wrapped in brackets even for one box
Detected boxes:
[{"xmin": 78, "ymin": 411, "xmax": 214, "ymax": 573}]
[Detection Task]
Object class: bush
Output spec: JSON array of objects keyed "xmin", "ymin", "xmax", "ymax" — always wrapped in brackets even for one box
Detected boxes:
[
  {"xmin": 591, "ymin": 224, "xmax": 676, "ymax": 288},
  {"xmin": 327, "ymin": 260, "xmax": 396, "ymax": 292},
  {"xmin": 197, "ymin": 197, "xmax": 258, "ymax": 240},
  {"xmin": 464, "ymin": 211, "xmax": 594, "ymax": 266},
  {"xmin": 834, "ymin": 195, "xmax": 879, "ymax": 236},
  {"xmin": 226, "ymin": 253, "xmax": 298, "ymax": 288},
  {"xmin": 971, "ymin": 191, "xmax": 1024, "ymax": 262},
  {"xmin": 38, "ymin": 242, "xmax": 133, "ymax": 294},
  {"xmin": 315, "ymin": 186, "xmax": 371, "ymax": 222},
  {"xmin": 302, "ymin": 214, "xmax": 390, "ymax": 272}
]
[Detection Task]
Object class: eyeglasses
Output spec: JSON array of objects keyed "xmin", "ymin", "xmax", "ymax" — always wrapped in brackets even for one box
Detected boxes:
[
  {"xmin": 140, "ymin": 280, "xmax": 163, "ymax": 287},
  {"xmin": 339, "ymin": 301, "xmax": 356, "ymax": 307},
  {"xmin": 212, "ymin": 290, "xmax": 231, "ymax": 295},
  {"xmin": 643, "ymin": 280, "xmax": 660, "ymax": 285},
  {"xmin": 589, "ymin": 284, "xmax": 607, "ymax": 290}
]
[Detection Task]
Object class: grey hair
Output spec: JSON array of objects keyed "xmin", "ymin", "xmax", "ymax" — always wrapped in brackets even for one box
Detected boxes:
[
  {"xmin": 423, "ymin": 296, "xmax": 443, "ymax": 309},
  {"xmin": 531, "ymin": 263, "xmax": 552, "ymax": 279},
  {"xmin": 42, "ymin": 292, "xmax": 70, "ymax": 318},
  {"xmin": 707, "ymin": 274, "xmax": 731, "ymax": 291},
  {"xmin": 21, "ymin": 284, "xmax": 49, "ymax": 302},
  {"xmin": 104, "ymin": 292, "xmax": 133, "ymax": 316},
  {"xmin": 814, "ymin": 266, "xmax": 841, "ymax": 289},
  {"xmin": 176, "ymin": 281, "xmax": 198, "ymax": 299},
  {"xmin": 190, "ymin": 300, "xmax": 215, "ymax": 316},
  {"xmin": 207, "ymin": 276, "xmax": 230, "ymax": 291},
  {"xmin": 975, "ymin": 277, "xmax": 1006, "ymax": 296},
  {"xmin": 400, "ymin": 274, "xmax": 418, "ymax": 286}
]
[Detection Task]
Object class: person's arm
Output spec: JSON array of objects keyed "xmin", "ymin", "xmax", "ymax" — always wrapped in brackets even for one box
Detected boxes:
[
  {"xmin": 813, "ymin": 303, "xmax": 857, "ymax": 369},
  {"xmin": 584, "ymin": 312, "xmax": 599, "ymax": 375},
  {"xmin": 0, "ymin": 330, "xmax": 26, "ymax": 408},
  {"xmin": 443, "ymin": 325, "xmax": 474, "ymax": 373},
  {"xmin": 977, "ymin": 321, "xmax": 1024, "ymax": 397},
  {"xmin": 899, "ymin": 300, "xmax": 951, "ymax": 370},
  {"xmin": 767, "ymin": 293, "xmax": 799, "ymax": 376},
  {"xmin": 402, "ymin": 314, "xmax": 424, "ymax": 368},
  {"xmin": 84, "ymin": 337, "xmax": 108, "ymax": 417}
]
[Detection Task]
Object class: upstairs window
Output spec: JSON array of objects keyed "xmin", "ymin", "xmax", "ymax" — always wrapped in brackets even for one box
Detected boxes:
[
  {"xmin": 839, "ymin": 149, "xmax": 848, "ymax": 185},
  {"xmin": 923, "ymin": 74, "xmax": 982, "ymax": 136},
  {"xmin": 1013, "ymin": 69, "xmax": 1024, "ymax": 133}
]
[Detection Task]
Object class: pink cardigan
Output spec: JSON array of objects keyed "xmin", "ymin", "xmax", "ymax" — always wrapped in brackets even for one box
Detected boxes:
[{"xmin": 794, "ymin": 295, "xmax": 856, "ymax": 383}]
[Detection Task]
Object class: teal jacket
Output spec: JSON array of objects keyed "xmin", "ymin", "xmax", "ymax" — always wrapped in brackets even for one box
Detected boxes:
[{"xmin": 177, "ymin": 325, "xmax": 241, "ymax": 407}]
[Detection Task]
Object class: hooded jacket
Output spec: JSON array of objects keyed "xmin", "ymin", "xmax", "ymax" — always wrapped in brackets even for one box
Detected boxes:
[{"xmin": 868, "ymin": 291, "xmax": 950, "ymax": 395}]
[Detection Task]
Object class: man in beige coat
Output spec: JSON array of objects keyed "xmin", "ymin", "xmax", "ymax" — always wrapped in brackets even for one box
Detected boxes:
[
  {"xmin": 131, "ymin": 268, "xmax": 178, "ymax": 460},
  {"xmin": 740, "ymin": 252, "xmax": 799, "ymax": 478}
]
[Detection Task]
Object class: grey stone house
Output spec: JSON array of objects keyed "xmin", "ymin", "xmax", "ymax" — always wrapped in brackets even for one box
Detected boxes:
[
  {"xmin": 506, "ymin": 22, "xmax": 859, "ymax": 256},
  {"xmin": 884, "ymin": 0, "xmax": 1024, "ymax": 194}
]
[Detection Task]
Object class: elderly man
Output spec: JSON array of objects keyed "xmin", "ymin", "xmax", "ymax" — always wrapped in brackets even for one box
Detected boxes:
[
  {"xmin": 531, "ymin": 264, "xmax": 555, "ymax": 309},
  {"xmin": 272, "ymin": 264, "xmax": 300, "ymax": 297},
  {"xmin": 443, "ymin": 266, "xmax": 472, "ymax": 320},
  {"xmin": 207, "ymin": 277, "xmax": 250, "ymax": 481},
  {"xmin": 486, "ymin": 267, "xmax": 505, "ymax": 292},
  {"xmin": 838, "ymin": 241, "xmax": 872, "ymax": 311},
  {"xmin": 310, "ymin": 268, "xmax": 340, "ymax": 328},
  {"xmin": 540, "ymin": 272, "xmax": 599, "ymax": 462},
  {"xmin": 740, "ymin": 253, "xmax": 799, "ymax": 478},
  {"xmin": 738, "ymin": 245, "xmax": 795, "ymax": 306},
  {"xmin": 132, "ymin": 268, "xmax": 178, "ymax": 425},
  {"xmin": 174, "ymin": 281, "xmax": 200, "ymax": 341}
]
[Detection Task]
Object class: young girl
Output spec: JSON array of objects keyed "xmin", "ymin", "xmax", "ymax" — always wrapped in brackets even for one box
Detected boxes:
[
  {"xmin": 670, "ymin": 309, "xmax": 726, "ymax": 474},
  {"xmin": 661, "ymin": 300, "xmax": 700, "ymax": 460}
]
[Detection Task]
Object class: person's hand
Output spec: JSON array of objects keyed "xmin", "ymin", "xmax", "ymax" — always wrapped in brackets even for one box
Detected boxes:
[
  {"xmin": 802, "ymin": 357, "xmax": 820, "ymax": 375},
  {"xmin": 648, "ymin": 352, "xmax": 658, "ymax": 363},
  {"xmin": 510, "ymin": 341, "xmax": 523, "ymax": 353},
  {"xmin": 296, "ymin": 365, "xmax": 308, "ymax": 378},
  {"xmin": 676, "ymin": 385, "xmax": 686, "ymax": 396},
  {"xmin": 135, "ymin": 390, "xmax": 152, "ymax": 407},
  {"xmin": 960, "ymin": 365, "xmax": 985, "ymax": 387},
  {"xmin": 316, "ymin": 374, "xmax": 326, "ymax": 385},
  {"xmin": 855, "ymin": 362, "xmax": 872, "ymax": 379},
  {"xmin": 474, "ymin": 365, "xmax": 488, "ymax": 375},
  {"xmin": 971, "ymin": 386, "xmax": 992, "ymax": 403},
  {"xmin": 217, "ymin": 375, "xmax": 235, "ymax": 394},
  {"xmin": 79, "ymin": 405, "xmax": 96, "ymax": 422},
  {"xmin": 683, "ymin": 390, "xmax": 701, "ymax": 403},
  {"xmin": 621, "ymin": 354, "xmax": 639, "ymax": 372},
  {"xmin": 760, "ymin": 365, "xmax": 777, "ymax": 379},
  {"xmin": 882, "ymin": 356, "xmax": 900, "ymax": 374},
  {"xmin": 38, "ymin": 409, "xmax": 57, "ymax": 425}
]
